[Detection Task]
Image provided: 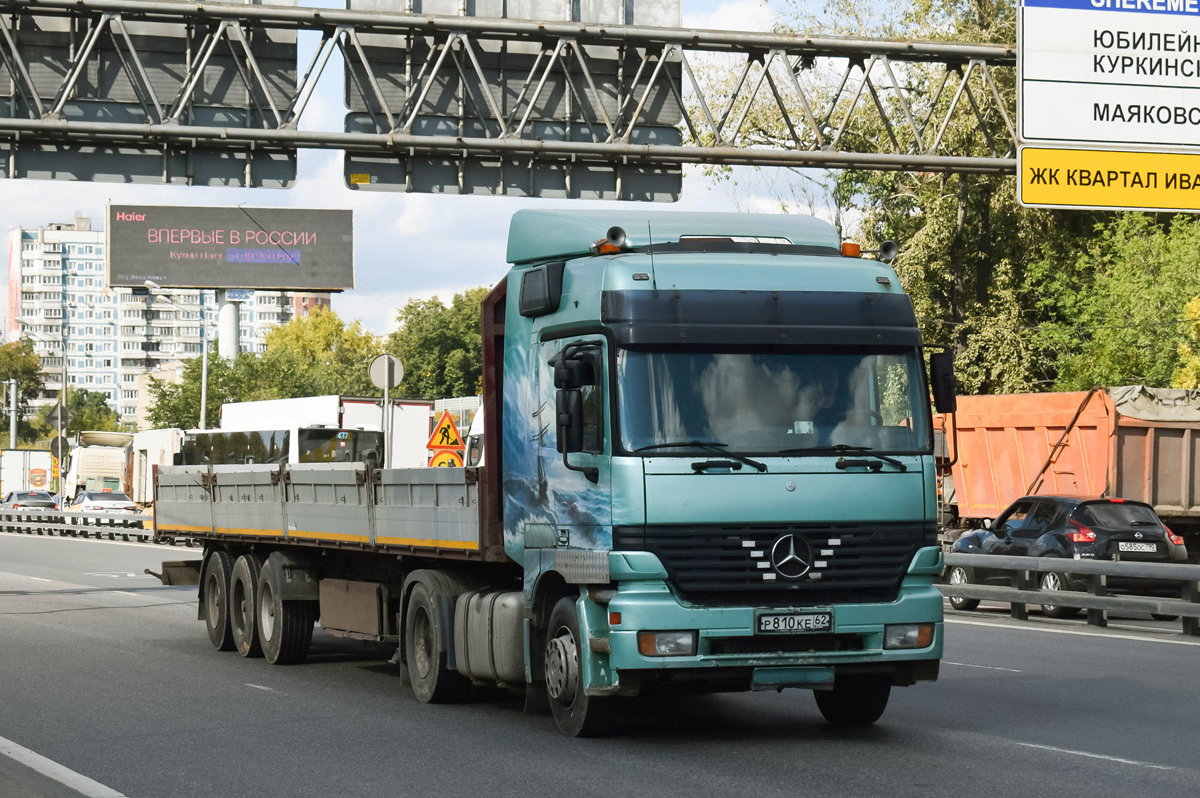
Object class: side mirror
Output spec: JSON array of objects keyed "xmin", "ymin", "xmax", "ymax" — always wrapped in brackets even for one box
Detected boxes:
[
  {"xmin": 555, "ymin": 389, "xmax": 598, "ymax": 483},
  {"xmin": 556, "ymin": 389, "xmax": 584, "ymax": 454},
  {"xmin": 553, "ymin": 357, "xmax": 593, "ymax": 390},
  {"xmin": 929, "ymin": 351, "xmax": 957, "ymax": 413}
]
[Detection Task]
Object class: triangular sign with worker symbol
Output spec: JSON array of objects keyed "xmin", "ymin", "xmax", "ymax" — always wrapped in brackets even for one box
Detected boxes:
[{"xmin": 426, "ymin": 410, "xmax": 464, "ymax": 451}]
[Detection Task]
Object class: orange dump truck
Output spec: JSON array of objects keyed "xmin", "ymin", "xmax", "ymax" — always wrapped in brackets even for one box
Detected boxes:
[{"xmin": 936, "ymin": 386, "xmax": 1200, "ymax": 557}]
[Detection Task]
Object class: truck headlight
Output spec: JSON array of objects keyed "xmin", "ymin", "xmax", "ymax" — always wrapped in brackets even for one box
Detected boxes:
[
  {"xmin": 884, "ymin": 623, "xmax": 934, "ymax": 650},
  {"xmin": 637, "ymin": 630, "xmax": 697, "ymax": 657}
]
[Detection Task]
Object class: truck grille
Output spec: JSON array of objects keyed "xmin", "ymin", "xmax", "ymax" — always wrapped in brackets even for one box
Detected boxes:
[{"xmin": 613, "ymin": 522, "xmax": 934, "ymax": 607}]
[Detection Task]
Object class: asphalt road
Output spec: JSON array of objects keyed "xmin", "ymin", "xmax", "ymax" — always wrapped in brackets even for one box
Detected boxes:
[{"xmin": 1, "ymin": 533, "xmax": 1197, "ymax": 798}]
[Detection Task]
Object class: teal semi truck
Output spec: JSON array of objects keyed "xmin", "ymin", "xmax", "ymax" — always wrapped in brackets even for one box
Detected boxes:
[{"xmin": 154, "ymin": 210, "xmax": 955, "ymax": 736}]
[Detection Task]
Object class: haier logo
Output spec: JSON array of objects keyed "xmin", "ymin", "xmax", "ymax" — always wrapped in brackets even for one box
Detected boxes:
[{"xmin": 116, "ymin": 211, "xmax": 145, "ymax": 221}]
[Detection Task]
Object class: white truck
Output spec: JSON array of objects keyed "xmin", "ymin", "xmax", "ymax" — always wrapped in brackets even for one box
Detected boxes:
[
  {"xmin": 0, "ymin": 449, "xmax": 54, "ymax": 494},
  {"xmin": 61, "ymin": 431, "xmax": 134, "ymax": 502},
  {"xmin": 131, "ymin": 428, "xmax": 186, "ymax": 505},
  {"xmin": 218, "ymin": 395, "xmax": 432, "ymax": 467}
]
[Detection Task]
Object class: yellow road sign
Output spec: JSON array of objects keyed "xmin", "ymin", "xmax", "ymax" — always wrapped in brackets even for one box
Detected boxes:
[
  {"xmin": 429, "ymin": 450, "xmax": 464, "ymax": 467},
  {"xmin": 426, "ymin": 409, "xmax": 464, "ymax": 451},
  {"xmin": 1019, "ymin": 147, "xmax": 1200, "ymax": 213}
]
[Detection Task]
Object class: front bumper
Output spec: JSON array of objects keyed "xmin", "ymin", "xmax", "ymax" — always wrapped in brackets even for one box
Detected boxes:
[{"xmin": 579, "ymin": 548, "xmax": 944, "ymax": 695}]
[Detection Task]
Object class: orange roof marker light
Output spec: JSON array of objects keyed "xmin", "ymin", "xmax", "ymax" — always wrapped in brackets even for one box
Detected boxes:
[{"xmin": 841, "ymin": 241, "xmax": 862, "ymax": 258}]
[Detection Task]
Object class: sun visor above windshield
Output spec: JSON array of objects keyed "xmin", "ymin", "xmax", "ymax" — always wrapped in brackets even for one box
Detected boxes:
[{"xmin": 600, "ymin": 289, "xmax": 920, "ymax": 347}]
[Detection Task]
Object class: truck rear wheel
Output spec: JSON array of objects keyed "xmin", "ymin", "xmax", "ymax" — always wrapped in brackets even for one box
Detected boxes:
[
  {"xmin": 257, "ymin": 565, "xmax": 316, "ymax": 665},
  {"xmin": 405, "ymin": 582, "xmax": 468, "ymax": 703},
  {"xmin": 545, "ymin": 597, "xmax": 613, "ymax": 737},
  {"xmin": 230, "ymin": 554, "xmax": 264, "ymax": 658},
  {"xmin": 814, "ymin": 674, "xmax": 891, "ymax": 727},
  {"xmin": 202, "ymin": 550, "xmax": 235, "ymax": 652}
]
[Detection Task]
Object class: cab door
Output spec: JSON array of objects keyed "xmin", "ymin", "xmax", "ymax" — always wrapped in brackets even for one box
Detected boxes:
[{"xmin": 539, "ymin": 337, "xmax": 612, "ymax": 551}]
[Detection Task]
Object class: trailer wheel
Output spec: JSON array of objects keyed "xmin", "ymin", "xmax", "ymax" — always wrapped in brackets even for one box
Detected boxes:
[
  {"xmin": 230, "ymin": 554, "xmax": 264, "ymax": 658},
  {"xmin": 257, "ymin": 566, "xmax": 316, "ymax": 665},
  {"xmin": 544, "ymin": 597, "xmax": 613, "ymax": 737},
  {"xmin": 202, "ymin": 550, "xmax": 236, "ymax": 652},
  {"xmin": 814, "ymin": 674, "xmax": 891, "ymax": 727},
  {"xmin": 404, "ymin": 582, "xmax": 468, "ymax": 703}
]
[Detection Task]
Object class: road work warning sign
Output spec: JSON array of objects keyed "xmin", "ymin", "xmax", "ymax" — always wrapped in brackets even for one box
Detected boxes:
[
  {"xmin": 426, "ymin": 410, "xmax": 464, "ymax": 451},
  {"xmin": 1019, "ymin": 146, "xmax": 1200, "ymax": 211}
]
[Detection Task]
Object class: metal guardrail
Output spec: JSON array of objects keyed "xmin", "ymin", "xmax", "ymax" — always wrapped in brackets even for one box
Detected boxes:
[
  {"xmin": 939, "ymin": 552, "xmax": 1200, "ymax": 637},
  {"xmin": 0, "ymin": 509, "xmax": 194, "ymax": 545}
]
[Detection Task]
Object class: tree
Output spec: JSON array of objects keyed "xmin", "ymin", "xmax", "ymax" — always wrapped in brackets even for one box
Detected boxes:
[
  {"xmin": 262, "ymin": 306, "xmax": 380, "ymax": 397},
  {"xmin": 145, "ymin": 308, "xmax": 385, "ymax": 429},
  {"xmin": 0, "ymin": 339, "xmax": 48, "ymax": 443},
  {"xmin": 1173, "ymin": 296, "xmax": 1200, "ymax": 388},
  {"xmin": 387, "ymin": 287, "xmax": 490, "ymax": 399},
  {"xmin": 65, "ymin": 388, "xmax": 121, "ymax": 434}
]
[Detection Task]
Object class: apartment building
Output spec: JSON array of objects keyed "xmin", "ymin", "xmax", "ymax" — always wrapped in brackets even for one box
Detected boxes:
[{"xmin": 6, "ymin": 217, "xmax": 330, "ymax": 426}]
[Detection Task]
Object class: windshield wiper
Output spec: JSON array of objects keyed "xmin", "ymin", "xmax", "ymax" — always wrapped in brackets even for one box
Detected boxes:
[
  {"xmin": 633, "ymin": 440, "xmax": 767, "ymax": 472},
  {"xmin": 777, "ymin": 443, "xmax": 907, "ymax": 472}
]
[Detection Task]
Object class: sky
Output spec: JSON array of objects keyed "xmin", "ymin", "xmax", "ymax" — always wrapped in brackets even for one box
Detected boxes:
[{"xmin": 0, "ymin": 0, "xmax": 787, "ymax": 336}]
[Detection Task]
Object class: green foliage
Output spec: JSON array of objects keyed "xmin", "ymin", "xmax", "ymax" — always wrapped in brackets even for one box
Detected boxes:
[
  {"xmin": 387, "ymin": 287, "xmax": 489, "ymax": 399},
  {"xmin": 1174, "ymin": 297, "xmax": 1200, "ymax": 388},
  {"xmin": 1041, "ymin": 215, "xmax": 1200, "ymax": 390},
  {"xmin": 146, "ymin": 308, "xmax": 384, "ymax": 429},
  {"xmin": 0, "ymin": 339, "xmax": 47, "ymax": 442},
  {"xmin": 66, "ymin": 388, "xmax": 121, "ymax": 433}
]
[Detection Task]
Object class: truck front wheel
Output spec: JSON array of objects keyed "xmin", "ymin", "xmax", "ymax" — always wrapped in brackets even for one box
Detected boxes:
[
  {"xmin": 544, "ymin": 597, "xmax": 613, "ymax": 737},
  {"xmin": 813, "ymin": 674, "xmax": 891, "ymax": 727},
  {"xmin": 202, "ymin": 550, "xmax": 235, "ymax": 652}
]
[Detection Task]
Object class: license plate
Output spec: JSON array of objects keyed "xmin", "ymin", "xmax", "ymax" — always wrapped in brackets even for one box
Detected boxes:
[
  {"xmin": 1118, "ymin": 541, "xmax": 1156, "ymax": 553},
  {"xmin": 757, "ymin": 611, "xmax": 833, "ymax": 634}
]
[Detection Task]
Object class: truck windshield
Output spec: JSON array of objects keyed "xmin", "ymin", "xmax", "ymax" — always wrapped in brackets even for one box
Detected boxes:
[{"xmin": 616, "ymin": 348, "xmax": 931, "ymax": 455}]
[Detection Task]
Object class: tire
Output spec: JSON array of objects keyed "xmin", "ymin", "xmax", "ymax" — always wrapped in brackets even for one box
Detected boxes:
[
  {"xmin": 201, "ymin": 550, "xmax": 235, "ymax": 652},
  {"xmin": 257, "ymin": 565, "xmax": 316, "ymax": 665},
  {"xmin": 814, "ymin": 674, "xmax": 892, "ymax": 727},
  {"xmin": 405, "ymin": 582, "xmax": 469, "ymax": 703},
  {"xmin": 545, "ymin": 597, "xmax": 614, "ymax": 737},
  {"xmin": 229, "ymin": 554, "xmax": 265, "ymax": 658},
  {"xmin": 1039, "ymin": 571, "xmax": 1079, "ymax": 619},
  {"xmin": 945, "ymin": 565, "xmax": 979, "ymax": 611}
]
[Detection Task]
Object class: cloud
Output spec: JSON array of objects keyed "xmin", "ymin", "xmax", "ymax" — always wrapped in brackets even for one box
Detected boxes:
[{"xmin": 683, "ymin": 0, "xmax": 779, "ymax": 32}]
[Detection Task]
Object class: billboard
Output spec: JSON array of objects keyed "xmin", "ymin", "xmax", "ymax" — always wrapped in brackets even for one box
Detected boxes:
[{"xmin": 107, "ymin": 206, "xmax": 354, "ymax": 290}]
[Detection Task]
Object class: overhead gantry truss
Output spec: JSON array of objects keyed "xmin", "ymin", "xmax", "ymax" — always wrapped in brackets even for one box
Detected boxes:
[{"xmin": 0, "ymin": 0, "xmax": 1017, "ymax": 192}]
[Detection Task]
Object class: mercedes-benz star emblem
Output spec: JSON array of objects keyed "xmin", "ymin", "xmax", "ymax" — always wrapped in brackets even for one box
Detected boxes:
[{"xmin": 770, "ymin": 534, "xmax": 813, "ymax": 580}]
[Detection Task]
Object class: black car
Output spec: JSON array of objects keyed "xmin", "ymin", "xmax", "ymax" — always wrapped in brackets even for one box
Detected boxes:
[
  {"xmin": 947, "ymin": 495, "xmax": 1188, "ymax": 618},
  {"xmin": 0, "ymin": 490, "xmax": 58, "ymax": 510}
]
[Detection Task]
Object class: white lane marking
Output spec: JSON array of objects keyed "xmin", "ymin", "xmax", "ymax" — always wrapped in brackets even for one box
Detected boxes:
[
  {"xmin": 0, "ymin": 734, "xmax": 128, "ymax": 798},
  {"xmin": 245, "ymin": 684, "xmax": 279, "ymax": 693},
  {"xmin": 944, "ymin": 661, "xmax": 1023, "ymax": 673},
  {"xmin": 113, "ymin": 591, "xmax": 139, "ymax": 597},
  {"xmin": 1014, "ymin": 742, "xmax": 1173, "ymax": 771},
  {"xmin": 28, "ymin": 577, "xmax": 51, "ymax": 582},
  {"xmin": 946, "ymin": 618, "xmax": 1200, "ymax": 647}
]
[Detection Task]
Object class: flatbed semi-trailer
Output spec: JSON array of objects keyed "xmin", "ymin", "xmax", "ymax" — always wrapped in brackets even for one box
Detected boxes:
[{"xmin": 156, "ymin": 210, "xmax": 954, "ymax": 735}]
